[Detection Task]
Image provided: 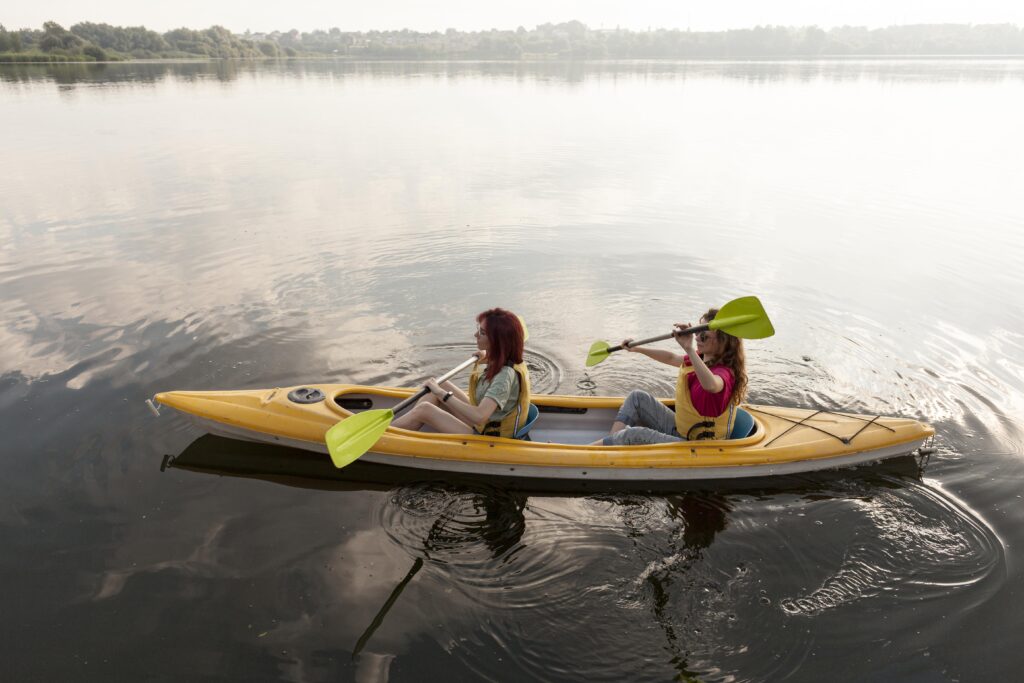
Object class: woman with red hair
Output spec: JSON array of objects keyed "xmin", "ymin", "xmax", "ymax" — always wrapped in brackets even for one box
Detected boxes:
[{"xmin": 391, "ymin": 308, "xmax": 531, "ymax": 438}]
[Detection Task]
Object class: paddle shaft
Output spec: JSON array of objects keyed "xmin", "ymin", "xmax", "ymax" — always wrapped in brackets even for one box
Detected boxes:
[
  {"xmin": 607, "ymin": 323, "xmax": 711, "ymax": 354},
  {"xmin": 390, "ymin": 355, "xmax": 479, "ymax": 417}
]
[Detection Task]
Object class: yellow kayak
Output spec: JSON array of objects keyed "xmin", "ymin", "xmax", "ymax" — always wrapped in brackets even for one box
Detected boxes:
[{"xmin": 153, "ymin": 384, "xmax": 934, "ymax": 481}]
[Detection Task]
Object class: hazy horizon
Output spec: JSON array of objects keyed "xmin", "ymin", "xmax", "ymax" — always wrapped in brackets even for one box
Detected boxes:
[{"xmin": 5, "ymin": 0, "xmax": 1024, "ymax": 35}]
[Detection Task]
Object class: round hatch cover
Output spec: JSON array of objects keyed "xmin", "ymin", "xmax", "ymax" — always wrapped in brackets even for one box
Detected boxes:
[{"xmin": 287, "ymin": 387, "xmax": 325, "ymax": 404}]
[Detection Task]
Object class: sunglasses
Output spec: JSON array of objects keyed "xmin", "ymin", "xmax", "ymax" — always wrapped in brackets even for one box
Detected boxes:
[{"xmin": 697, "ymin": 331, "xmax": 712, "ymax": 342}]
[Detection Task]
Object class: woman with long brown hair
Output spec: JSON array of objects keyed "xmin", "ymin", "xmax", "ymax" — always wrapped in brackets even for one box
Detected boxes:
[
  {"xmin": 596, "ymin": 307, "xmax": 748, "ymax": 445},
  {"xmin": 391, "ymin": 308, "xmax": 531, "ymax": 437}
]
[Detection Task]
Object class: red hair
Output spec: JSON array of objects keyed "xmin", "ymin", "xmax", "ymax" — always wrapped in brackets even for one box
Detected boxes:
[{"xmin": 476, "ymin": 308, "xmax": 525, "ymax": 381}]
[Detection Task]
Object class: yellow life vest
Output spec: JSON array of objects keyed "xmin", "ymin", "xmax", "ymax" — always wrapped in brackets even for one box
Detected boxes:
[
  {"xmin": 674, "ymin": 363, "xmax": 737, "ymax": 440},
  {"xmin": 467, "ymin": 361, "xmax": 531, "ymax": 439}
]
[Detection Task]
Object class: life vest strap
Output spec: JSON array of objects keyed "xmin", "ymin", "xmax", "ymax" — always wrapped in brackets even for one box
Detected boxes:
[
  {"xmin": 685, "ymin": 420, "xmax": 717, "ymax": 440},
  {"xmin": 479, "ymin": 420, "xmax": 503, "ymax": 436}
]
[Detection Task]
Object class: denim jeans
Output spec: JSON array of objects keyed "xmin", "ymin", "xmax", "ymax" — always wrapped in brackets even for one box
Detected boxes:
[{"xmin": 602, "ymin": 390, "xmax": 683, "ymax": 446}]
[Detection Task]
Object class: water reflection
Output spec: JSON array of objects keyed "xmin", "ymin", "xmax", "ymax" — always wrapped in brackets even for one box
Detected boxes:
[
  {"xmin": 355, "ymin": 483, "xmax": 529, "ymax": 661},
  {"xmin": 777, "ymin": 477, "xmax": 1005, "ymax": 617},
  {"xmin": 633, "ymin": 492, "xmax": 732, "ymax": 680},
  {"xmin": 4, "ymin": 58, "xmax": 1024, "ymax": 89},
  {"xmin": 161, "ymin": 432, "xmax": 1005, "ymax": 681},
  {"xmin": 0, "ymin": 60, "xmax": 244, "ymax": 87},
  {"xmin": 4, "ymin": 58, "xmax": 1024, "ymax": 680},
  {"xmin": 668, "ymin": 492, "xmax": 729, "ymax": 551}
]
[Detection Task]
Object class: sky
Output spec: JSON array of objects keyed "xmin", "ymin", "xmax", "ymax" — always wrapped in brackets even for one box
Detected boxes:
[{"xmin": 5, "ymin": 0, "xmax": 1024, "ymax": 34}]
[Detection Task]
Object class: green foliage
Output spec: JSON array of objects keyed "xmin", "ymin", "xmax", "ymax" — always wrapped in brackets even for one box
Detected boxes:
[
  {"xmin": 0, "ymin": 20, "xmax": 1022, "ymax": 61},
  {"xmin": 0, "ymin": 51, "xmax": 90, "ymax": 63},
  {"xmin": 82, "ymin": 45, "xmax": 107, "ymax": 61},
  {"xmin": 71, "ymin": 22, "xmax": 169, "ymax": 57},
  {"xmin": 257, "ymin": 41, "xmax": 280, "ymax": 57},
  {"xmin": 286, "ymin": 22, "xmax": 1024, "ymax": 59}
]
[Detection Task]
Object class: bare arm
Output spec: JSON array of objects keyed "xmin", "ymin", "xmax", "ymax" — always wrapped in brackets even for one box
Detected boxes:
[
  {"xmin": 622, "ymin": 338, "xmax": 686, "ymax": 367},
  {"xmin": 425, "ymin": 378, "xmax": 498, "ymax": 425},
  {"xmin": 673, "ymin": 324, "xmax": 725, "ymax": 393},
  {"xmin": 439, "ymin": 379, "xmax": 469, "ymax": 403}
]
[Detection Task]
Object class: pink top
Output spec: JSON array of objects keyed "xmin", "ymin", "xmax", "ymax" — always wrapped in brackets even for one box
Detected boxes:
[{"xmin": 684, "ymin": 356, "xmax": 736, "ymax": 417}]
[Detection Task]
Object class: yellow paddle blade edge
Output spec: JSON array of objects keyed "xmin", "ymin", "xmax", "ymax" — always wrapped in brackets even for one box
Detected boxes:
[
  {"xmin": 586, "ymin": 340, "xmax": 612, "ymax": 367},
  {"xmin": 325, "ymin": 408, "xmax": 395, "ymax": 468}
]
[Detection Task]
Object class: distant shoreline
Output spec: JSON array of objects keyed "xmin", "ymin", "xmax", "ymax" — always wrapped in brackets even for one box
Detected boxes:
[
  {"xmin": 2, "ymin": 21, "xmax": 1023, "ymax": 63},
  {"xmin": 4, "ymin": 54, "xmax": 1024, "ymax": 66}
]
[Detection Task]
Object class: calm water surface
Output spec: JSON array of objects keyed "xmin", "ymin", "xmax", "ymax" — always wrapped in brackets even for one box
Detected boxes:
[{"xmin": 2, "ymin": 59, "xmax": 1023, "ymax": 681}]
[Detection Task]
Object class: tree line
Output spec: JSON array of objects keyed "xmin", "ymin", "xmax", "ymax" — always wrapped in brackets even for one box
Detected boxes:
[
  {"xmin": 2, "ymin": 20, "xmax": 1022, "ymax": 62},
  {"xmin": 0, "ymin": 22, "xmax": 283, "ymax": 61}
]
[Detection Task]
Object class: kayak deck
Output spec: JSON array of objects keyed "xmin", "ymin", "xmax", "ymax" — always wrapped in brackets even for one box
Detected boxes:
[{"xmin": 154, "ymin": 384, "xmax": 935, "ymax": 481}]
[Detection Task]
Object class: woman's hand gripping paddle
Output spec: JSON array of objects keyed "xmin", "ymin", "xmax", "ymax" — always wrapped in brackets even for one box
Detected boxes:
[
  {"xmin": 325, "ymin": 355, "xmax": 479, "ymax": 468},
  {"xmin": 585, "ymin": 296, "xmax": 774, "ymax": 367}
]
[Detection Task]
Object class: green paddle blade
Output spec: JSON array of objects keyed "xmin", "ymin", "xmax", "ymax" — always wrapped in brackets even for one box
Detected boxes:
[
  {"xmin": 325, "ymin": 408, "xmax": 395, "ymax": 468},
  {"xmin": 711, "ymin": 296, "xmax": 775, "ymax": 339},
  {"xmin": 586, "ymin": 340, "xmax": 612, "ymax": 367}
]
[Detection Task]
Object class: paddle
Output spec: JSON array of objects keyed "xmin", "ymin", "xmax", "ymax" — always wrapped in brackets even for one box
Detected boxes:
[
  {"xmin": 585, "ymin": 295, "xmax": 774, "ymax": 367},
  {"xmin": 326, "ymin": 316, "xmax": 531, "ymax": 468},
  {"xmin": 326, "ymin": 354, "xmax": 480, "ymax": 468}
]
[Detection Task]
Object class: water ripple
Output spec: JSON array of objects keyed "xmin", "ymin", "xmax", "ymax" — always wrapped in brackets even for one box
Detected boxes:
[
  {"xmin": 374, "ymin": 478, "xmax": 1005, "ymax": 681},
  {"xmin": 778, "ymin": 480, "xmax": 1004, "ymax": 617},
  {"xmin": 352, "ymin": 342, "xmax": 563, "ymax": 396},
  {"xmin": 577, "ymin": 364, "xmax": 677, "ymax": 398}
]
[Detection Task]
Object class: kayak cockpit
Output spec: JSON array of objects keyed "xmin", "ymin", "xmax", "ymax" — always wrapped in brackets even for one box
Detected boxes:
[{"xmin": 328, "ymin": 386, "xmax": 762, "ymax": 447}]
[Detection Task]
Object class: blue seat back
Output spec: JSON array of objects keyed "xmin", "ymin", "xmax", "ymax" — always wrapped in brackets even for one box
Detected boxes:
[
  {"xmin": 514, "ymin": 403, "xmax": 540, "ymax": 439},
  {"xmin": 729, "ymin": 407, "xmax": 755, "ymax": 439}
]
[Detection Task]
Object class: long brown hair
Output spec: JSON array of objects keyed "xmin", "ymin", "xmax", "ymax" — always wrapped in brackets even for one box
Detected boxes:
[
  {"xmin": 703, "ymin": 307, "xmax": 747, "ymax": 405},
  {"xmin": 477, "ymin": 308, "xmax": 525, "ymax": 381}
]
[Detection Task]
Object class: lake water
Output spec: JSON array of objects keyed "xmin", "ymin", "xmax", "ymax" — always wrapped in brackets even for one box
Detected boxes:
[{"xmin": 2, "ymin": 59, "xmax": 1023, "ymax": 681}]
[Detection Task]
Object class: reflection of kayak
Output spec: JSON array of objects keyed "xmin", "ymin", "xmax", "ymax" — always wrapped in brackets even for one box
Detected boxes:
[
  {"xmin": 154, "ymin": 384, "xmax": 934, "ymax": 481},
  {"xmin": 163, "ymin": 434, "xmax": 400, "ymax": 492}
]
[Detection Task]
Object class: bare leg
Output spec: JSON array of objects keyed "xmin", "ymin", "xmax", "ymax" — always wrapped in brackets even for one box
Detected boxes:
[
  {"xmin": 391, "ymin": 393, "xmax": 440, "ymax": 431},
  {"xmin": 392, "ymin": 401, "xmax": 473, "ymax": 434}
]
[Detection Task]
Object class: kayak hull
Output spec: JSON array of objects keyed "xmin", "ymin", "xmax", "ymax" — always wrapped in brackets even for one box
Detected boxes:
[{"xmin": 155, "ymin": 384, "xmax": 935, "ymax": 482}]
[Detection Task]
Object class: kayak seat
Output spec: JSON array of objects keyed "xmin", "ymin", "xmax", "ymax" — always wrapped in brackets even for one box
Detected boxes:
[
  {"xmin": 514, "ymin": 403, "xmax": 540, "ymax": 440},
  {"xmin": 730, "ymin": 407, "xmax": 755, "ymax": 439}
]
